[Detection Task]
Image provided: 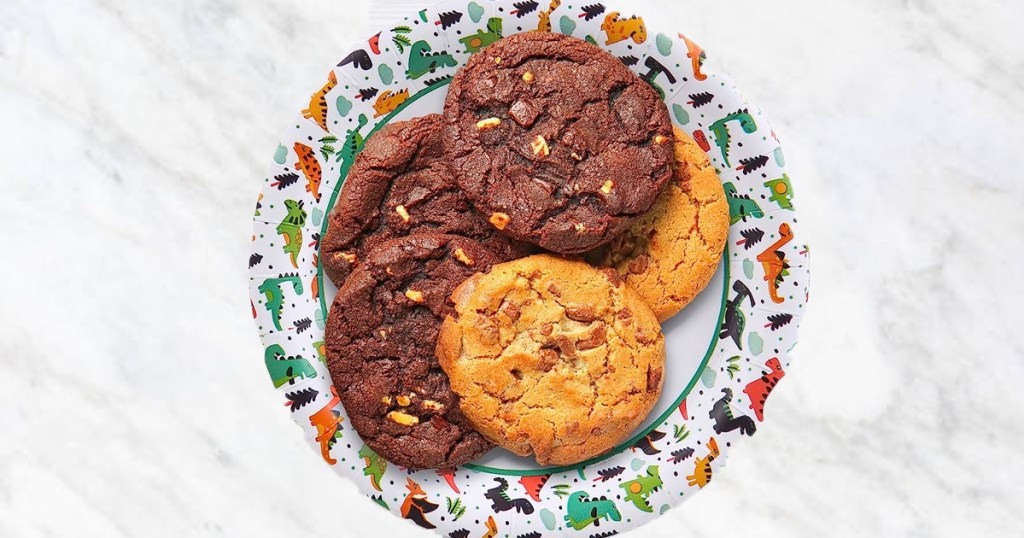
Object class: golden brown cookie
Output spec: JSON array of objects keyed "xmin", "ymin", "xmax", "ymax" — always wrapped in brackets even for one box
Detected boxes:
[
  {"xmin": 585, "ymin": 127, "xmax": 729, "ymax": 322},
  {"xmin": 436, "ymin": 254, "xmax": 665, "ymax": 466}
]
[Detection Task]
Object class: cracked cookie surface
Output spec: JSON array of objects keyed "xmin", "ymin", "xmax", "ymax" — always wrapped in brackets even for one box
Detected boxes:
[
  {"xmin": 443, "ymin": 32, "xmax": 674, "ymax": 255},
  {"xmin": 586, "ymin": 127, "xmax": 729, "ymax": 322},
  {"xmin": 436, "ymin": 254, "xmax": 665, "ymax": 466},
  {"xmin": 325, "ymin": 234, "xmax": 503, "ymax": 469},
  {"xmin": 321, "ymin": 114, "xmax": 532, "ymax": 286}
]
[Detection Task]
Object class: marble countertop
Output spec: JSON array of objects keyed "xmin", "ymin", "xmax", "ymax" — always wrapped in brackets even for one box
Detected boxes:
[{"xmin": 1, "ymin": 0, "xmax": 1022, "ymax": 536}]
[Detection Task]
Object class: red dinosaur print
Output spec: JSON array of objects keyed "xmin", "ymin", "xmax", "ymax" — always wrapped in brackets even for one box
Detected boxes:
[
  {"xmin": 518, "ymin": 475, "xmax": 551, "ymax": 502},
  {"xmin": 743, "ymin": 357, "xmax": 785, "ymax": 421},
  {"xmin": 437, "ymin": 467, "xmax": 460, "ymax": 494}
]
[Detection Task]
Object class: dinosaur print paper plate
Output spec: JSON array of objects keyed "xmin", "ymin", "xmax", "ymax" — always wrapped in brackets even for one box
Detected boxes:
[{"xmin": 248, "ymin": 1, "xmax": 808, "ymax": 535}]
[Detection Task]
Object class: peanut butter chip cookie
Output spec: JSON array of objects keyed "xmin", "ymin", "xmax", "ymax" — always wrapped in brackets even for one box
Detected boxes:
[
  {"xmin": 586, "ymin": 127, "xmax": 729, "ymax": 322},
  {"xmin": 436, "ymin": 254, "xmax": 666, "ymax": 466}
]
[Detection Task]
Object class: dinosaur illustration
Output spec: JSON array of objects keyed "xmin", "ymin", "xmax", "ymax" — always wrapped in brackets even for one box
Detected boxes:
[
  {"xmin": 460, "ymin": 17, "xmax": 503, "ymax": 53},
  {"xmin": 744, "ymin": 357, "xmax": 785, "ymax": 421},
  {"xmin": 264, "ymin": 344, "xmax": 316, "ymax": 388},
  {"xmin": 485, "ymin": 478, "xmax": 534, "ymax": 514},
  {"xmin": 293, "ymin": 142, "xmax": 322, "ymax": 203},
  {"xmin": 639, "ymin": 56, "xmax": 676, "ymax": 99},
  {"xmin": 373, "ymin": 89, "xmax": 410, "ymax": 118},
  {"xmin": 518, "ymin": 474, "xmax": 550, "ymax": 502},
  {"xmin": 680, "ymin": 33, "xmax": 707, "ymax": 81},
  {"xmin": 369, "ymin": 32, "xmax": 381, "ymax": 55},
  {"xmin": 757, "ymin": 224, "xmax": 794, "ymax": 304},
  {"xmin": 309, "ymin": 386, "xmax": 344, "ymax": 464},
  {"xmin": 406, "ymin": 41, "xmax": 457, "ymax": 79},
  {"xmin": 723, "ymin": 182, "xmax": 765, "ymax": 225},
  {"xmin": 619, "ymin": 465, "xmax": 663, "ymax": 513},
  {"xmin": 337, "ymin": 114, "xmax": 370, "ymax": 164},
  {"xmin": 537, "ymin": 0, "xmax": 562, "ymax": 32},
  {"xmin": 359, "ymin": 444, "xmax": 387, "ymax": 491},
  {"xmin": 686, "ymin": 437, "xmax": 720, "ymax": 489},
  {"xmin": 400, "ymin": 478, "xmax": 439, "ymax": 529},
  {"xmin": 437, "ymin": 468, "xmax": 460, "ymax": 494},
  {"xmin": 371, "ymin": 495, "xmax": 389, "ymax": 510},
  {"xmin": 564, "ymin": 491, "xmax": 622, "ymax": 531},
  {"xmin": 600, "ymin": 12, "xmax": 647, "ymax": 45},
  {"xmin": 720, "ymin": 280, "xmax": 754, "ymax": 349},
  {"xmin": 482, "ymin": 516, "xmax": 498, "ymax": 538},
  {"xmin": 709, "ymin": 109, "xmax": 757, "ymax": 167},
  {"xmin": 693, "ymin": 129, "xmax": 711, "ymax": 152},
  {"xmin": 302, "ymin": 71, "xmax": 337, "ymax": 132},
  {"xmin": 276, "ymin": 199, "xmax": 307, "ymax": 268},
  {"xmin": 257, "ymin": 273, "xmax": 303, "ymax": 331},
  {"xmin": 679, "ymin": 398, "xmax": 689, "ymax": 420},
  {"xmin": 710, "ymin": 388, "xmax": 756, "ymax": 436},
  {"xmin": 764, "ymin": 174, "xmax": 794, "ymax": 210},
  {"xmin": 338, "ymin": 49, "xmax": 372, "ymax": 71},
  {"xmin": 632, "ymin": 429, "xmax": 666, "ymax": 455}
]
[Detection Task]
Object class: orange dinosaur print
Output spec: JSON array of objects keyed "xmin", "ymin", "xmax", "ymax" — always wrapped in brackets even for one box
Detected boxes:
[
  {"xmin": 678, "ymin": 398, "xmax": 688, "ymax": 420},
  {"xmin": 302, "ymin": 71, "xmax": 337, "ymax": 132},
  {"xmin": 681, "ymin": 33, "xmax": 707, "ymax": 81},
  {"xmin": 373, "ymin": 89, "xmax": 410, "ymax": 118},
  {"xmin": 437, "ymin": 468, "xmax": 460, "ymax": 493},
  {"xmin": 686, "ymin": 437, "xmax": 720, "ymax": 489},
  {"xmin": 293, "ymin": 142, "xmax": 322, "ymax": 203},
  {"xmin": 481, "ymin": 516, "xmax": 498, "ymax": 538},
  {"xmin": 756, "ymin": 223, "xmax": 794, "ymax": 304},
  {"xmin": 601, "ymin": 12, "xmax": 647, "ymax": 45},
  {"xmin": 400, "ymin": 478, "xmax": 439, "ymax": 529},
  {"xmin": 537, "ymin": 0, "xmax": 562, "ymax": 32},
  {"xmin": 743, "ymin": 358, "xmax": 785, "ymax": 421},
  {"xmin": 519, "ymin": 474, "xmax": 550, "ymax": 502},
  {"xmin": 308, "ymin": 386, "xmax": 344, "ymax": 465}
]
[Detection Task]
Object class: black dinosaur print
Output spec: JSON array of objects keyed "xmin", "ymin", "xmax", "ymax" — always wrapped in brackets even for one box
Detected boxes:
[
  {"xmin": 710, "ymin": 388, "xmax": 756, "ymax": 436},
  {"xmin": 485, "ymin": 478, "xmax": 534, "ymax": 514}
]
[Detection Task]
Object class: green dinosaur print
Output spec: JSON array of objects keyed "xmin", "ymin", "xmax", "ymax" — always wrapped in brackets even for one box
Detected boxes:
[
  {"xmin": 564, "ymin": 491, "xmax": 621, "ymax": 531},
  {"xmin": 723, "ymin": 182, "xmax": 765, "ymax": 225},
  {"xmin": 406, "ymin": 41, "xmax": 456, "ymax": 80},
  {"xmin": 359, "ymin": 444, "xmax": 388, "ymax": 492},
  {"xmin": 264, "ymin": 344, "xmax": 317, "ymax": 388},
  {"xmin": 337, "ymin": 114, "xmax": 370, "ymax": 165},
  {"xmin": 258, "ymin": 273, "xmax": 303, "ymax": 331},
  {"xmin": 764, "ymin": 174, "xmax": 794, "ymax": 210},
  {"xmin": 709, "ymin": 109, "xmax": 757, "ymax": 167},
  {"xmin": 460, "ymin": 17, "xmax": 503, "ymax": 53},
  {"xmin": 277, "ymin": 200, "xmax": 307, "ymax": 269},
  {"xmin": 619, "ymin": 465, "xmax": 663, "ymax": 513}
]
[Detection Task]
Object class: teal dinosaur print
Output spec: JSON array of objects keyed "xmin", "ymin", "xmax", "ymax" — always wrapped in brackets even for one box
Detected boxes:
[
  {"xmin": 406, "ymin": 41, "xmax": 456, "ymax": 79},
  {"xmin": 619, "ymin": 465, "xmax": 663, "ymax": 513},
  {"xmin": 764, "ymin": 174, "xmax": 794, "ymax": 210},
  {"xmin": 460, "ymin": 17, "xmax": 503, "ymax": 53},
  {"xmin": 709, "ymin": 109, "xmax": 757, "ymax": 167},
  {"xmin": 264, "ymin": 344, "xmax": 317, "ymax": 388},
  {"xmin": 359, "ymin": 444, "xmax": 388, "ymax": 492},
  {"xmin": 564, "ymin": 491, "xmax": 621, "ymax": 531},
  {"xmin": 723, "ymin": 182, "xmax": 765, "ymax": 225},
  {"xmin": 276, "ymin": 200, "xmax": 307, "ymax": 269},
  {"xmin": 337, "ymin": 114, "xmax": 370, "ymax": 165},
  {"xmin": 258, "ymin": 273, "xmax": 303, "ymax": 331}
]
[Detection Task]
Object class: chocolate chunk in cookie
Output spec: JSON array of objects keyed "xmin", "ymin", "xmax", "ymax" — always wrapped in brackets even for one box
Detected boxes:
[{"xmin": 443, "ymin": 32, "xmax": 675, "ymax": 254}]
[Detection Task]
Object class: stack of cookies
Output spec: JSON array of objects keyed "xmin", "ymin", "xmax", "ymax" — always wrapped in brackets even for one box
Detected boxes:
[{"xmin": 322, "ymin": 32, "xmax": 729, "ymax": 469}]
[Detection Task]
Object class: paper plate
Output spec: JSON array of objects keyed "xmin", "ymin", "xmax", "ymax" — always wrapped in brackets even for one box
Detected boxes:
[{"xmin": 249, "ymin": 1, "xmax": 808, "ymax": 535}]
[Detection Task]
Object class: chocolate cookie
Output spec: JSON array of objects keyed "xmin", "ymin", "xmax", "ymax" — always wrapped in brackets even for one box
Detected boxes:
[
  {"xmin": 324, "ymin": 234, "xmax": 499, "ymax": 469},
  {"xmin": 437, "ymin": 254, "xmax": 666, "ymax": 466},
  {"xmin": 443, "ymin": 32, "xmax": 675, "ymax": 254},
  {"xmin": 321, "ymin": 114, "xmax": 531, "ymax": 286}
]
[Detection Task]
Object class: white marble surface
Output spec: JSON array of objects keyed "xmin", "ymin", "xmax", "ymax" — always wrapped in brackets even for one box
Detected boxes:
[{"xmin": 2, "ymin": 0, "xmax": 1023, "ymax": 536}]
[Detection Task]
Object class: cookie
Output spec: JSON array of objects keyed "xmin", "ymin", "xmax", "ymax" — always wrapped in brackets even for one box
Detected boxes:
[
  {"xmin": 436, "ymin": 254, "xmax": 665, "ymax": 466},
  {"xmin": 325, "ymin": 234, "xmax": 502, "ymax": 469},
  {"xmin": 586, "ymin": 127, "xmax": 729, "ymax": 322},
  {"xmin": 443, "ymin": 32, "xmax": 675, "ymax": 255},
  {"xmin": 321, "ymin": 114, "xmax": 531, "ymax": 286}
]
